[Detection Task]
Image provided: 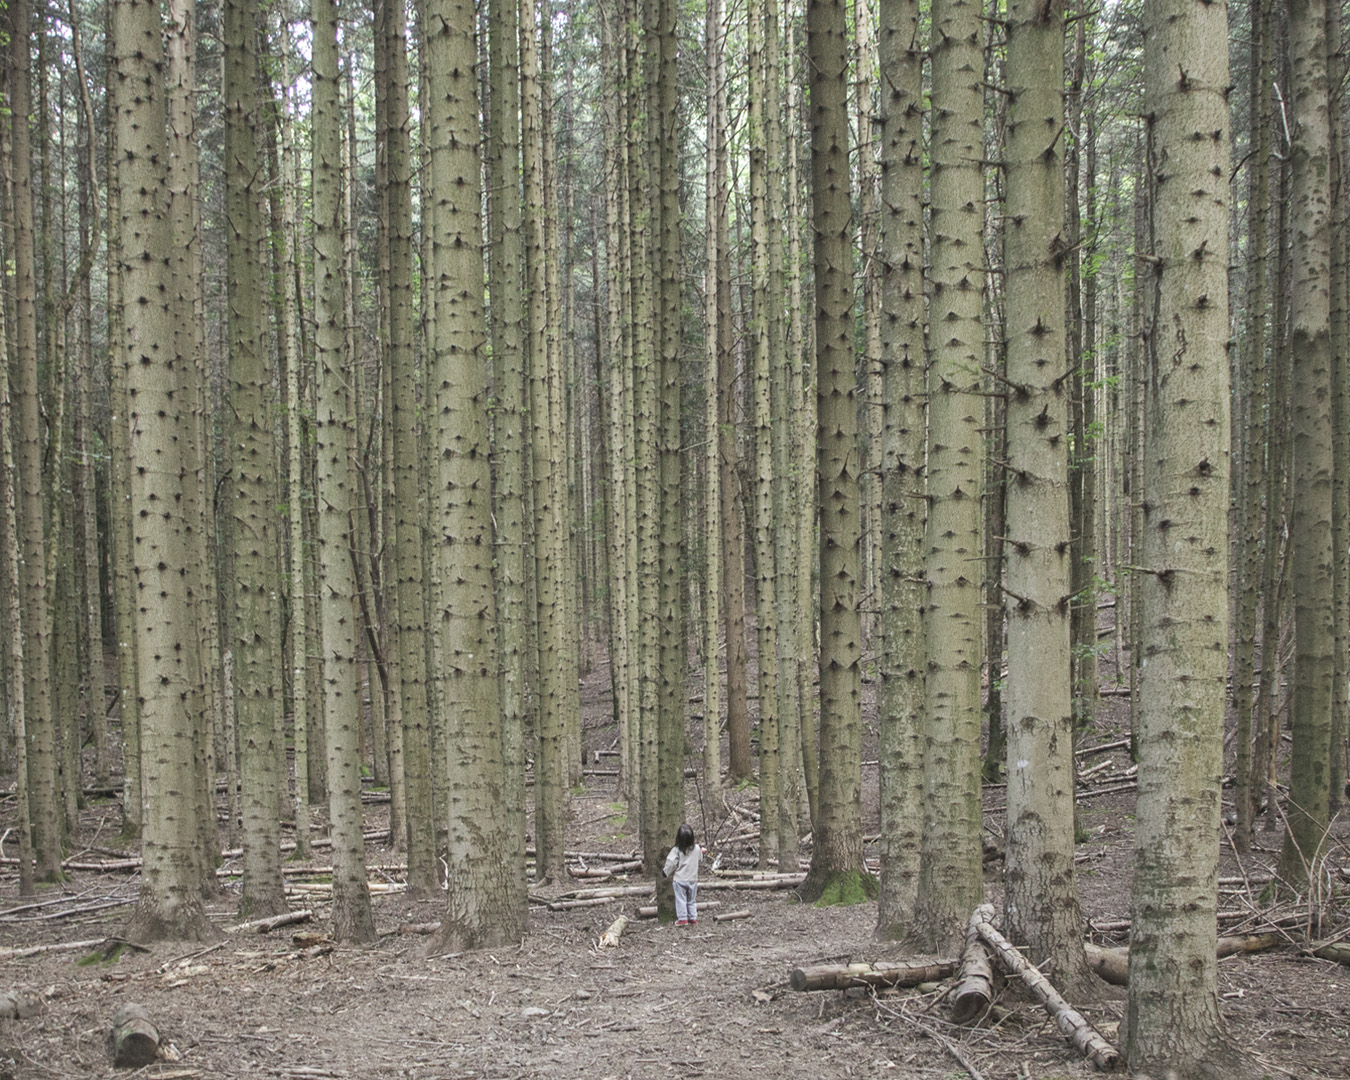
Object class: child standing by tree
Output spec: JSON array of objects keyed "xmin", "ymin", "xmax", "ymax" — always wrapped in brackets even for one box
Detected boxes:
[{"xmin": 662, "ymin": 823, "xmax": 701, "ymax": 925}]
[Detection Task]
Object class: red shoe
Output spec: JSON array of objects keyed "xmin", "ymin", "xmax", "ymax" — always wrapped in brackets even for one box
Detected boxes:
[
  {"xmin": 689, "ymin": 919, "xmax": 697, "ymax": 925},
  {"xmin": 676, "ymin": 919, "xmax": 688, "ymax": 926}
]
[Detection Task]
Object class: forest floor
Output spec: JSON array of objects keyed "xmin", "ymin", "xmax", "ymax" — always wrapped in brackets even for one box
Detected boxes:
[{"xmin": 2, "ymin": 642, "xmax": 1349, "ymax": 1080}]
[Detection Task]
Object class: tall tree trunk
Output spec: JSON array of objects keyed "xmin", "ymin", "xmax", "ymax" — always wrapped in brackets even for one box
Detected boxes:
[
  {"xmin": 7, "ymin": 0, "xmax": 61, "ymax": 884},
  {"xmin": 423, "ymin": 0, "xmax": 528, "ymax": 950},
  {"xmin": 914, "ymin": 0, "xmax": 985, "ymax": 951},
  {"xmin": 875, "ymin": 0, "xmax": 926, "ymax": 938},
  {"xmin": 748, "ymin": 0, "xmax": 781, "ymax": 864},
  {"xmin": 312, "ymin": 0, "xmax": 376, "ymax": 945},
  {"xmin": 1127, "ymin": 0, "xmax": 1258, "ymax": 1071},
  {"xmin": 522, "ymin": 0, "xmax": 568, "ymax": 886},
  {"xmin": 488, "ymin": 0, "xmax": 530, "ymax": 909},
  {"xmin": 701, "ymin": 0, "xmax": 728, "ymax": 817},
  {"xmin": 227, "ymin": 0, "xmax": 286, "ymax": 920},
  {"xmin": 1233, "ymin": 0, "xmax": 1273, "ymax": 850},
  {"xmin": 800, "ymin": 0, "xmax": 869, "ymax": 904},
  {"xmin": 1279, "ymin": 0, "xmax": 1336, "ymax": 889},
  {"xmin": 114, "ymin": 0, "xmax": 216, "ymax": 943},
  {"xmin": 1002, "ymin": 0, "xmax": 1095, "ymax": 996},
  {"xmin": 0, "ymin": 257, "xmax": 36, "ymax": 897}
]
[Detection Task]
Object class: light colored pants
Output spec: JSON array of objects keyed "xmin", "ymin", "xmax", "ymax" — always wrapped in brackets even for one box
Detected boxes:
[{"xmin": 674, "ymin": 880, "xmax": 698, "ymax": 922}]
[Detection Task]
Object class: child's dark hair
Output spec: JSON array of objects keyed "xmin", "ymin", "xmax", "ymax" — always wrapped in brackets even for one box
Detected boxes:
[{"xmin": 676, "ymin": 823, "xmax": 695, "ymax": 853}]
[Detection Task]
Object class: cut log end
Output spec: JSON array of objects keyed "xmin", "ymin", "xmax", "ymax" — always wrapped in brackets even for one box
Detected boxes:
[{"xmin": 110, "ymin": 1003, "xmax": 160, "ymax": 1068}]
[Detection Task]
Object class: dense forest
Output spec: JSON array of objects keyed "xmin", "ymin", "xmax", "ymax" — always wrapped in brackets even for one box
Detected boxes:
[{"xmin": 1, "ymin": 0, "xmax": 1347, "ymax": 1073}]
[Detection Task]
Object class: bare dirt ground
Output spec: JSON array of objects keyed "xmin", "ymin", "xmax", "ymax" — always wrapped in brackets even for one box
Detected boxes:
[{"xmin": 2, "ymin": 650, "xmax": 1348, "ymax": 1080}]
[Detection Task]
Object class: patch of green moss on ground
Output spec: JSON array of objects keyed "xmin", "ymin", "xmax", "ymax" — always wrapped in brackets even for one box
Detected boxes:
[{"xmin": 812, "ymin": 870, "xmax": 878, "ymax": 907}]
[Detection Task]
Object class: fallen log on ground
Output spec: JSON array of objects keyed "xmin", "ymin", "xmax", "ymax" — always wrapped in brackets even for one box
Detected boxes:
[
  {"xmin": 0, "ymin": 937, "xmax": 110, "ymax": 961},
  {"xmin": 637, "ymin": 900, "xmax": 721, "ymax": 918},
  {"xmin": 1308, "ymin": 941, "xmax": 1350, "ymax": 966},
  {"xmin": 789, "ymin": 957, "xmax": 958, "ymax": 992},
  {"xmin": 227, "ymin": 909, "xmax": 313, "ymax": 935},
  {"xmin": 1084, "ymin": 933, "xmax": 1283, "ymax": 986},
  {"xmin": 713, "ymin": 909, "xmax": 752, "ymax": 922},
  {"xmin": 951, "ymin": 904, "xmax": 996, "ymax": 1023},
  {"xmin": 0, "ymin": 989, "xmax": 42, "ymax": 1020},
  {"xmin": 974, "ymin": 917, "xmax": 1120, "ymax": 1071},
  {"xmin": 109, "ymin": 1003, "xmax": 160, "ymax": 1067},
  {"xmin": 700, "ymin": 874, "xmax": 805, "ymax": 891},
  {"xmin": 598, "ymin": 915, "xmax": 629, "ymax": 948}
]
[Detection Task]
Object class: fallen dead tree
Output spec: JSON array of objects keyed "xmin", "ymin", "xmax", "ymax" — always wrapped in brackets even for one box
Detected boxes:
[
  {"xmin": 227, "ymin": 909, "xmax": 313, "ymax": 935},
  {"xmin": 951, "ymin": 904, "xmax": 996, "ymax": 1023},
  {"xmin": 789, "ymin": 957, "xmax": 957, "ymax": 992},
  {"xmin": 1084, "ymin": 933, "xmax": 1282, "ymax": 986},
  {"xmin": 973, "ymin": 915, "xmax": 1120, "ymax": 1071},
  {"xmin": 1308, "ymin": 940, "xmax": 1350, "ymax": 967}
]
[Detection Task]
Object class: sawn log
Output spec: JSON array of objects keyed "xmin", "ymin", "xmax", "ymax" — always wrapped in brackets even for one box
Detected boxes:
[
  {"xmin": 789, "ymin": 958, "xmax": 958, "ymax": 992},
  {"xmin": 951, "ymin": 903, "xmax": 996, "ymax": 1023},
  {"xmin": 109, "ymin": 1003, "xmax": 160, "ymax": 1067}
]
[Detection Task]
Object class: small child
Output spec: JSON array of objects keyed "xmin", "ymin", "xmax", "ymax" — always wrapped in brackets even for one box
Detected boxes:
[{"xmin": 661, "ymin": 823, "xmax": 701, "ymax": 925}]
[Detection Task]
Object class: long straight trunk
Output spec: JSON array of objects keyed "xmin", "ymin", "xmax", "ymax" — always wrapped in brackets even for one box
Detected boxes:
[
  {"xmin": 423, "ymin": 0, "xmax": 527, "ymax": 950},
  {"xmin": 7, "ymin": 0, "xmax": 61, "ymax": 883},
  {"xmin": 522, "ymin": 0, "xmax": 568, "ymax": 886},
  {"xmin": 875, "ymin": 0, "xmax": 926, "ymax": 938},
  {"xmin": 914, "ymin": 0, "xmax": 986, "ymax": 951},
  {"xmin": 1279, "ymin": 0, "xmax": 1336, "ymax": 887},
  {"xmin": 747, "ymin": 0, "xmax": 780, "ymax": 864},
  {"xmin": 114, "ymin": 0, "xmax": 215, "ymax": 943},
  {"xmin": 103, "ymin": 8, "xmax": 140, "ymax": 838},
  {"xmin": 312, "ymin": 0, "xmax": 376, "ymax": 945},
  {"xmin": 226, "ymin": 0, "xmax": 285, "ymax": 920},
  {"xmin": 0, "ymin": 262, "xmax": 36, "ymax": 897},
  {"xmin": 800, "ymin": 0, "xmax": 869, "ymax": 903},
  {"xmin": 489, "ymin": 0, "xmax": 530, "ymax": 907},
  {"xmin": 1234, "ymin": 0, "xmax": 1273, "ymax": 849},
  {"xmin": 1001, "ymin": 0, "xmax": 1095, "ymax": 996},
  {"xmin": 1127, "ymin": 0, "xmax": 1258, "ymax": 1071},
  {"xmin": 701, "ymin": 0, "xmax": 727, "ymax": 815}
]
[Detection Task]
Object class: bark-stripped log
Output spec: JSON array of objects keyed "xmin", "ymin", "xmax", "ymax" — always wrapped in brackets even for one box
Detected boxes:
[
  {"xmin": 228, "ymin": 909, "xmax": 313, "ymax": 934},
  {"xmin": 975, "ymin": 918, "xmax": 1119, "ymax": 1070},
  {"xmin": 598, "ymin": 915, "xmax": 629, "ymax": 947},
  {"xmin": 951, "ymin": 903, "xmax": 996, "ymax": 1022},
  {"xmin": 109, "ymin": 1003, "xmax": 160, "ymax": 1067},
  {"xmin": 789, "ymin": 958, "xmax": 958, "ymax": 992}
]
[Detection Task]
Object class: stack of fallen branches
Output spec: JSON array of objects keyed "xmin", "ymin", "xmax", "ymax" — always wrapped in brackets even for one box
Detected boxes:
[{"xmin": 791, "ymin": 904, "xmax": 1121, "ymax": 1072}]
